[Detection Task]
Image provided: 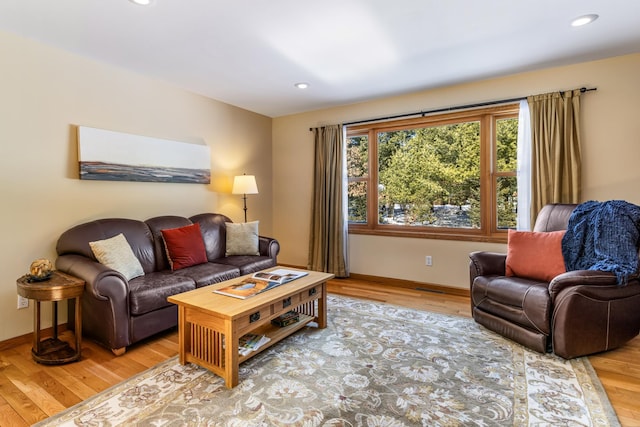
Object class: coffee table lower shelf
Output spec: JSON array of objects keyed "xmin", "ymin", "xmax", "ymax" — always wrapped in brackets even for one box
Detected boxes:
[
  {"xmin": 237, "ymin": 313, "xmax": 314, "ymax": 363},
  {"xmin": 182, "ymin": 307, "xmax": 319, "ymax": 388},
  {"xmin": 186, "ymin": 312, "xmax": 315, "ymax": 368}
]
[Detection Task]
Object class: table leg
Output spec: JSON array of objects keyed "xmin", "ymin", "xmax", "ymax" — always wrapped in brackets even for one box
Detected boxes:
[
  {"xmin": 177, "ymin": 306, "xmax": 186, "ymax": 364},
  {"xmin": 74, "ymin": 296, "xmax": 82, "ymax": 356},
  {"xmin": 317, "ymin": 283, "xmax": 327, "ymax": 329},
  {"xmin": 52, "ymin": 301, "xmax": 58, "ymax": 340},
  {"xmin": 224, "ymin": 321, "xmax": 239, "ymax": 388},
  {"xmin": 34, "ymin": 301, "xmax": 41, "ymax": 354}
]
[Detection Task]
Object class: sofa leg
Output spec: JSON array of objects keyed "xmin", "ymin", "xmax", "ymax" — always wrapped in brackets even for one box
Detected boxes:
[{"xmin": 111, "ymin": 347, "xmax": 126, "ymax": 356}]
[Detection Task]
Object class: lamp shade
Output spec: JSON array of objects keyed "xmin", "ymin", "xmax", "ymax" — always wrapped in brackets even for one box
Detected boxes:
[{"xmin": 232, "ymin": 175, "xmax": 258, "ymax": 195}]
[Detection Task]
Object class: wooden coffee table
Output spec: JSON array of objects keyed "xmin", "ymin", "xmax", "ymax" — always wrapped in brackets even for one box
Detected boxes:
[{"xmin": 167, "ymin": 268, "xmax": 334, "ymax": 388}]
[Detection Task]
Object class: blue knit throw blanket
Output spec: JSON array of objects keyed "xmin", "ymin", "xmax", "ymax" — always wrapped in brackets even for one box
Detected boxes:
[{"xmin": 562, "ymin": 200, "xmax": 640, "ymax": 284}]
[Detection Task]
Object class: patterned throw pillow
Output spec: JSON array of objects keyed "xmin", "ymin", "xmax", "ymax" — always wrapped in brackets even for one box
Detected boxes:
[
  {"xmin": 161, "ymin": 223, "xmax": 208, "ymax": 270},
  {"xmin": 89, "ymin": 233, "xmax": 145, "ymax": 280},
  {"xmin": 225, "ymin": 221, "xmax": 260, "ymax": 256}
]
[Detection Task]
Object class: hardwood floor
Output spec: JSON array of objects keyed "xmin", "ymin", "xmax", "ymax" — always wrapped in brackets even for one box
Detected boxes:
[{"xmin": 0, "ymin": 277, "xmax": 638, "ymax": 425}]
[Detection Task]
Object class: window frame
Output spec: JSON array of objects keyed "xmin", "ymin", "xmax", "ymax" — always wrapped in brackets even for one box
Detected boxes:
[{"xmin": 346, "ymin": 104, "xmax": 519, "ymax": 243}]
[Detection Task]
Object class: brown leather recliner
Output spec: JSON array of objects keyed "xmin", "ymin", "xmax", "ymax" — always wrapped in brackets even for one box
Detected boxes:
[{"xmin": 469, "ymin": 204, "xmax": 640, "ymax": 358}]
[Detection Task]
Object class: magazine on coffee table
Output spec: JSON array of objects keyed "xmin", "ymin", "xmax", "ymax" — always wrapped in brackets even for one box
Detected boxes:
[
  {"xmin": 238, "ymin": 333, "xmax": 271, "ymax": 356},
  {"xmin": 213, "ymin": 278, "xmax": 277, "ymax": 299},
  {"xmin": 213, "ymin": 269, "xmax": 308, "ymax": 299},
  {"xmin": 251, "ymin": 269, "xmax": 308, "ymax": 284}
]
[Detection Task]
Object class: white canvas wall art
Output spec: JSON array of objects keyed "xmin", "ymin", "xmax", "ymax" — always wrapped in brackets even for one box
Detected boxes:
[{"xmin": 77, "ymin": 126, "xmax": 211, "ymax": 184}]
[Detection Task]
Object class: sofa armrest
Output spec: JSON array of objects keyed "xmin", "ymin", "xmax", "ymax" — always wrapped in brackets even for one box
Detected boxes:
[
  {"xmin": 469, "ymin": 251, "xmax": 506, "ymax": 283},
  {"xmin": 56, "ymin": 254, "xmax": 132, "ymax": 350},
  {"xmin": 56, "ymin": 254, "xmax": 129, "ymax": 300},
  {"xmin": 259, "ymin": 236, "xmax": 280, "ymax": 262},
  {"xmin": 548, "ymin": 270, "xmax": 619, "ymax": 301}
]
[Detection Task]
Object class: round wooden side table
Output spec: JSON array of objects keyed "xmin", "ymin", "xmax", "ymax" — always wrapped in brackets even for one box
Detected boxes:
[{"xmin": 16, "ymin": 270, "xmax": 85, "ymax": 364}]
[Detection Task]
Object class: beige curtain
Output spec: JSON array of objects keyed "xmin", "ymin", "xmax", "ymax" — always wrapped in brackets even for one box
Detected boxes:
[
  {"xmin": 528, "ymin": 90, "xmax": 582, "ymax": 223},
  {"xmin": 308, "ymin": 125, "xmax": 349, "ymax": 277}
]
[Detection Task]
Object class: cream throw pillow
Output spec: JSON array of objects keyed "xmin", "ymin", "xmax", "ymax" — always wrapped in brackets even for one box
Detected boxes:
[
  {"xmin": 225, "ymin": 221, "xmax": 260, "ymax": 256},
  {"xmin": 89, "ymin": 233, "xmax": 145, "ymax": 280}
]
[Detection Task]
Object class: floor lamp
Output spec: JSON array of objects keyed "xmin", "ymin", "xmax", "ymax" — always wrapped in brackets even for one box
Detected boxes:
[{"xmin": 232, "ymin": 174, "xmax": 259, "ymax": 222}]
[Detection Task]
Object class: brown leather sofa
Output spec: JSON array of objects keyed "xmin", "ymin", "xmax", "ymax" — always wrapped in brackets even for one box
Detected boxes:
[
  {"xmin": 56, "ymin": 213, "xmax": 279, "ymax": 355},
  {"xmin": 469, "ymin": 204, "xmax": 640, "ymax": 358}
]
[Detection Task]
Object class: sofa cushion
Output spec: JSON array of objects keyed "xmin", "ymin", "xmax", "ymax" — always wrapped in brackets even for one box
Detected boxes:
[
  {"xmin": 174, "ymin": 262, "xmax": 240, "ymax": 287},
  {"xmin": 190, "ymin": 213, "xmax": 229, "ymax": 260},
  {"xmin": 128, "ymin": 271, "xmax": 196, "ymax": 316},
  {"xmin": 472, "ymin": 275, "xmax": 551, "ymax": 335},
  {"xmin": 161, "ymin": 223, "xmax": 208, "ymax": 270},
  {"xmin": 89, "ymin": 233, "xmax": 145, "ymax": 280},
  {"xmin": 145, "ymin": 216, "xmax": 193, "ymax": 271},
  {"xmin": 225, "ymin": 221, "xmax": 259, "ymax": 256},
  {"xmin": 213, "ymin": 255, "xmax": 277, "ymax": 275},
  {"xmin": 57, "ymin": 218, "xmax": 156, "ymax": 273},
  {"xmin": 506, "ymin": 229, "xmax": 566, "ymax": 282}
]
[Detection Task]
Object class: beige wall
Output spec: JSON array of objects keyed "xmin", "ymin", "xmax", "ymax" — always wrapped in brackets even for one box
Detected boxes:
[
  {"xmin": 2, "ymin": 27, "xmax": 638, "ymax": 343},
  {"xmin": 0, "ymin": 30, "xmax": 273, "ymax": 342},
  {"xmin": 273, "ymin": 53, "xmax": 640, "ymax": 289}
]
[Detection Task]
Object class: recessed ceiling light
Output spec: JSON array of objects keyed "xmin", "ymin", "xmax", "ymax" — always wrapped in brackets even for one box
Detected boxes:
[
  {"xmin": 571, "ymin": 14, "xmax": 599, "ymax": 27},
  {"xmin": 294, "ymin": 82, "xmax": 309, "ymax": 89},
  {"xmin": 129, "ymin": 0, "xmax": 153, "ymax": 5}
]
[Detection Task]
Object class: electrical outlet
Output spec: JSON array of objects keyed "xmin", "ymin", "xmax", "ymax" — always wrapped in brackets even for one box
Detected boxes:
[
  {"xmin": 425, "ymin": 255, "xmax": 433, "ymax": 266},
  {"xmin": 17, "ymin": 295, "xmax": 29, "ymax": 309}
]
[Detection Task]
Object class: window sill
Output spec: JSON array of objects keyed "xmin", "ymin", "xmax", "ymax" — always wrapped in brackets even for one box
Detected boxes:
[{"xmin": 348, "ymin": 227, "xmax": 508, "ymax": 244}]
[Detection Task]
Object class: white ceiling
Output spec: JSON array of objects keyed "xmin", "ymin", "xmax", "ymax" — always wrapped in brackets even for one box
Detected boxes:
[{"xmin": 0, "ymin": 0, "xmax": 639, "ymax": 117}]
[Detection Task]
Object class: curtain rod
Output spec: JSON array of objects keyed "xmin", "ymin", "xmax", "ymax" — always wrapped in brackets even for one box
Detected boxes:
[{"xmin": 309, "ymin": 87, "xmax": 596, "ymax": 130}]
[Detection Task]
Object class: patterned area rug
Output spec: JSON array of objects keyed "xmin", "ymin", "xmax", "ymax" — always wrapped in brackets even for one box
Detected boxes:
[{"xmin": 36, "ymin": 295, "xmax": 619, "ymax": 426}]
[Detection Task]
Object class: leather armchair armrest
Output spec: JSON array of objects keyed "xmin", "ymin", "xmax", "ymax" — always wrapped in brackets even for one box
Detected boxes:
[
  {"xmin": 259, "ymin": 236, "xmax": 280, "ymax": 262},
  {"xmin": 548, "ymin": 270, "xmax": 618, "ymax": 301},
  {"xmin": 469, "ymin": 251, "xmax": 506, "ymax": 278}
]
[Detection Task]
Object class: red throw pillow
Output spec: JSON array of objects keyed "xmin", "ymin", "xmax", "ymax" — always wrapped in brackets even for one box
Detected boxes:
[
  {"xmin": 505, "ymin": 229, "xmax": 566, "ymax": 282},
  {"xmin": 161, "ymin": 223, "xmax": 208, "ymax": 271}
]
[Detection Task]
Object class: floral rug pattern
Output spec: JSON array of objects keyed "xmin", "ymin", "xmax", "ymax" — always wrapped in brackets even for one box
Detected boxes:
[{"xmin": 36, "ymin": 295, "xmax": 619, "ymax": 426}]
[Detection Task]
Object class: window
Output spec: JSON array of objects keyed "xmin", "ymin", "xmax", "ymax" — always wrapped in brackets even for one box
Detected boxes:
[{"xmin": 346, "ymin": 104, "xmax": 519, "ymax": 242}]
